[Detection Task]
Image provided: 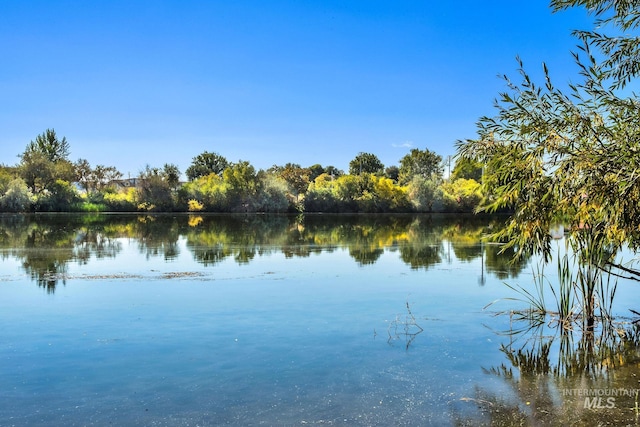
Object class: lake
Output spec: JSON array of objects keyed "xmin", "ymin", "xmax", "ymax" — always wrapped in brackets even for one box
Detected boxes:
[{"xmin": 1, "ymin": 213, "xmax": 640, "ymax": 426}]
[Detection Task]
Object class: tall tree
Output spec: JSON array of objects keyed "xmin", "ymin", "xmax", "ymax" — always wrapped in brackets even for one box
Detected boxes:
[
  {"xmin": 307, "ymin": 164, "xmax": 325, "ymax": 182},
  {"xmin": 348, "ymin": 152, "xmax": 384, "ymax": 175},
  {"xmin": 19, "ymin": 151, "xmax": 55, "ymax": 193},
  {"xmin": 223, "ymin": 160, "xmax": 259, "ymax": 211},
  {"xmin": 277, "ymin": 163, "xmax": 310, "ymax": 200},
  {"xmin": 398, "ymin": 148, "xmax": 442, "ymax": 185},
  {"xmin": 186, "ymin": 151, "xmax": 229, "ymax": 181},
  {"xmin": 323, "ymin": 165, "xmax": 343, "ymax": 178},
  {"xmin": 162, "ymin": 163, "xmax": 181, "ymax": 189},
  {"xmin": 19, "ymin": 129, "xmax": 75, "ymax": 194},
  {"xmin": 23, "ymin": 129, "xmax": 70, "ymax": 163}
]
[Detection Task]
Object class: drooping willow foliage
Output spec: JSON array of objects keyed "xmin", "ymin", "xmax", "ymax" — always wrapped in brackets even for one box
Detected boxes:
[
  {"xmin": 457, "ymin": 0, "xmax": 640, "ymax": 265},
  {"xmin": 457, "ymin": 0, "xmax": 640, "ymax": 327}
]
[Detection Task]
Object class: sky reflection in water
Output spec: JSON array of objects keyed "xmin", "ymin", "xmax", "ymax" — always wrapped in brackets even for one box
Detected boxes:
[{"xmin": 1, "ymin": 214, "xmax": 640, "ymax": 426}]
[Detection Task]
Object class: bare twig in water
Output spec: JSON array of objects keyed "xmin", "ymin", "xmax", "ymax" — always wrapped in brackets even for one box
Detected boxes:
[{"xmin": 387, "ymin": 301, "xmax": 424, "ymax": 350}]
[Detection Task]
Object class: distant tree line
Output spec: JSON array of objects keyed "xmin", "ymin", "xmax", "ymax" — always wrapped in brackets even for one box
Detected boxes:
[{"xmin": 0, "ymin": 129, "xmax": 484, "ymax": 213}]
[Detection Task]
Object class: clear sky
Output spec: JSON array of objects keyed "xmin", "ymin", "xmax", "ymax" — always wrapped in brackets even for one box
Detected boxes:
[{"xmin": 0, "ymin": 1, "xmax": 591, "ymax": 177}]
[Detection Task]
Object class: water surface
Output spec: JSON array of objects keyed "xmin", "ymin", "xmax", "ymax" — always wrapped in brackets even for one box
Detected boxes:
[{"xmin": 1, "ymin": 214, "xmax": 639, "ymax": 426}]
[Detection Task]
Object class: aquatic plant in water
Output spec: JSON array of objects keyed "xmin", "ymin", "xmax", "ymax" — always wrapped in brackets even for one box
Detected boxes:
[{"xmin": 486, "ymin": 229, "xmax": 622, "ymax": 337}]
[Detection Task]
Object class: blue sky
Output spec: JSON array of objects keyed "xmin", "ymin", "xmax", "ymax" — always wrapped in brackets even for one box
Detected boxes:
[{"xmin": 0, "ymin": 1, "xmax": 591, "ymax": 177}]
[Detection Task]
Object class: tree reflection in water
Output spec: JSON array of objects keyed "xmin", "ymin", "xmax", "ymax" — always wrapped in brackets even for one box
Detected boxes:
[
  {"xmin": 0, "ymin": 213, "xmax": 517, "ymax": 292},
  {"xmin": 0, "ymin": 214, "xmax": 124, "ymax": 292},
  {"xmin": 456, "ymin": 316, "xmax": 640, "ymax": 426},
  {"xmin": 134, "ymin": 215, "xmax": 181, "ymax": 260}
]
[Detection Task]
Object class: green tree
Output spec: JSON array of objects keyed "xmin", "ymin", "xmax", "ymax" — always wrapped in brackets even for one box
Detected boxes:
[
  {"xmin": 24, "ymin": 129, "xmax": 70, "ymax": 163},
  {"xmin": 223, "ymin": 160, "xmax": 259, "ymax": 211},
  {"xmin": 398, "ymin": 148, "xmax": 443, "ymax": 185},
  {"xmin": 0, "ymin": 165, "xmax": 19, "ymax": 193},
  {"xmin": 385, "ymin": 165, "xmax": 400, "ymax": 182},
  {"xmin": 349, "ymin": 152, "xmax": 384, "ymax": 175},
  {"xmin": 36, "ymin": 179, "xmax": 79, "ymax": 211},
  {"xmin": 20, "ymin": 151, "xmax": 54, "ymax": 193},
  {"xmin": 324, "ymin": 165, "xmax": 343, "ymax": 178},
  {"xmin": 185, "ymin": 151, "xmax": 229, "ymax": 181},
  {"xmin": 20, "ymin": 151, "xmax": 76, "ymax": 195},
  {"xmin": 334, "ymin": 174, "xmax": 370, "ymax": 210},
  {"xmin": 307, "ymin": 164, "xmax": 325, "ymax": 182},
  {"xmin": 456, "ymin": 0, "xmax": 640, "ymax": 327},
  {"xmin": 277, "ymin": 163, "xmax": 310, "ymax": 201},
  {"xmin": 256, "ymin": 174, "xmax": 290, "ymax": 212},
  {"xmin": 0, "ymin": 178, "xmax": 31, "ymax": 212},
  {"xmin": 19, "ymin": 130, "xmax": 75, "ymax": 195},
  {"xmin": 137, "ymin": 165, "xmax": 175, "ymax": 211},
  {"xmin": 451, "ymin": 156, "xmax": 483, "ymax": 181},
  {"xmin": 162, "ymin": 163, "xmax": 181, "ymax": 189},
  {"xmin": 407, "ymin": 176, "xmax": 442, "ymax": 213}
]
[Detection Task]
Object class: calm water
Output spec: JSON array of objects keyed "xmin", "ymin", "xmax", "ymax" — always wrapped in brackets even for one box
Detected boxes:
[{"xmin": 1, "ymin": 214, "xmax": 640, "ymax": 426}]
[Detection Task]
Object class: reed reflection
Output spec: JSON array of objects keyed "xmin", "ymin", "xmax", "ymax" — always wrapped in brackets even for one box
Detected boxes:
[{"xmin": 456, "ymin": 316, "xmax": 640, "ymax": 426}]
